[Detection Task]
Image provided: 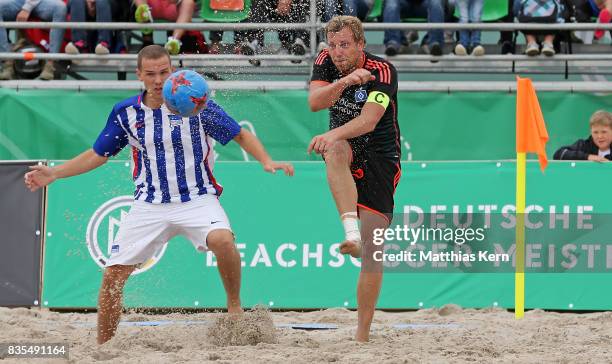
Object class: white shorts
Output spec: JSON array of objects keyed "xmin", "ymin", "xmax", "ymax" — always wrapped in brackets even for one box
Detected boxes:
[{"xmin": 106, "ymin": 194, "xmax": 232, "ymax": 267}]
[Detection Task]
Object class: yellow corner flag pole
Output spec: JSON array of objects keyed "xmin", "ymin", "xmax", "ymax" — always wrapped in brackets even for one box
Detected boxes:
[
  {"xmin": 515, "ymin": 152, "xmax": 526, "ymax": 319},
  {"xmin": 515, "ymin": 76, "xmax": 548, "ymax": 319}
]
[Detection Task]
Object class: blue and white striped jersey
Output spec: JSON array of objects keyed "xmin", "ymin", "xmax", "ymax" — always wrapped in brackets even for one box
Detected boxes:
[{"xmin": 93, "ymin": 93, "xmax": 241, "ymax": 204}]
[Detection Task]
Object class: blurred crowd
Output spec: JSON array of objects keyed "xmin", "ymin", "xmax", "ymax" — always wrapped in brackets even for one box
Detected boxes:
[{"xmin": 0, "ymin": 0, "xmax": 611, "ymax": 79}]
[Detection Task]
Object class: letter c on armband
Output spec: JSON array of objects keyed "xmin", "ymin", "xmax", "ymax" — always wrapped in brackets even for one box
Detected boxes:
[{"xmin": 367, "ymin": 91, "xmax": 390, "ymax": 109}]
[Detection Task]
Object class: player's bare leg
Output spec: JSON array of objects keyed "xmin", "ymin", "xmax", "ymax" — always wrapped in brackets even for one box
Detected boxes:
[
  {"xmin": 355, "ymin": 208, "xmax": 387, "ymax": 342},
  {"xmin": 207, "ymin": 229, "xmax": 243, "ymax": 315},
  {"xmin": 97, "ymin": 264, "xmax": 136, "ymax": 344},
  {"xmin": 323, "ymin": 140, "xmax": 362, "ymax": 254}
]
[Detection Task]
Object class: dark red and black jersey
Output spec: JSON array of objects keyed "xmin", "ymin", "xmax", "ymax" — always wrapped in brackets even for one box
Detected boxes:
[{"xmin": 311, "ymin": 50, "xmax": 401, "ymax": 161}]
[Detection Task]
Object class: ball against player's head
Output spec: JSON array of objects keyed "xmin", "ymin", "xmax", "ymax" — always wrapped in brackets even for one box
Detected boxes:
[{"xmin": 163, "ymin": 70, "xmax": 209, "ymax": 117}]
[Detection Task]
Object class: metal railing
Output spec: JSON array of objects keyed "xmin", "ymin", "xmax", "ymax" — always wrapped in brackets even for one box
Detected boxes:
[
  {"xmin": 1, "ymin": 80, "xmax": 611, "ymax": 92},
  {"xmin": 2, "ymin": 13, "xmax": 612, "ymax": 79},
  {"xmin": 1, "ymin": 21, "xmax": 612, "ymax": 60},
  {"xmin": 0, "ymin": 53, "xmax": 610, "ymax": 62},
  {"xmin": 0, "ymin": 52, "xmax": 305, "ymax": 61},
  {"xmin": 2, "ymin": 21, "xmax": 612, "ymax": 30}
]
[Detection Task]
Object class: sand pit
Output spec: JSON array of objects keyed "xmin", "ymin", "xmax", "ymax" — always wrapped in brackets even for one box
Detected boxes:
[{"xmin": 1, "ymin": 305, "xmax": 612, "ymax": 363}]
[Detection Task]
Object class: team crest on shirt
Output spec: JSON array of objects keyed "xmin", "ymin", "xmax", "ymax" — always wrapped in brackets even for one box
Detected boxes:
[
  {"xmin": 169, "ymin": 115, "xmax": 183, "ymax": 130},
  {"xmin": 354, "ymin": 88, "xmax": 367, "ymax": 103}
]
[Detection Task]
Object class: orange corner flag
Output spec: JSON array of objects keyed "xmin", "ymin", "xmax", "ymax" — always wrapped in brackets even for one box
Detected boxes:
[{"xmin": 516, "ymin": 77, "xmax": 549, "ymax": 171}]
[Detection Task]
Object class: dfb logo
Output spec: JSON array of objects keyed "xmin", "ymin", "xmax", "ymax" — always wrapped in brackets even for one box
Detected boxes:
[{"xmin": 86, "ymin": 196, "xmax": 167, "ymax": 275}]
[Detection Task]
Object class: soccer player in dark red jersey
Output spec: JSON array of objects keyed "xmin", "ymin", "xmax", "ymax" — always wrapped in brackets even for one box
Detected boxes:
[{"xmin": 308, "ymin": 15, "xmax": 402, "ymax": 342}]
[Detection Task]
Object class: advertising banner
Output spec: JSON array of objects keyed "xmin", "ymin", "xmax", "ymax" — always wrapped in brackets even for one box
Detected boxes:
[
  {"xmin": 1, "ymin": 88, "xmax": 610, "ymax": 161},
  {"xmin": 41, "ymin": 161, "xmax": 612, "ymax": 310}
]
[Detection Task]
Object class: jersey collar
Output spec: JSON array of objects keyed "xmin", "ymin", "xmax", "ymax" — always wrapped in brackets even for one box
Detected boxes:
[{"xmin": 139, "ymin": 90, "xmax": 164, "ymax": 110}]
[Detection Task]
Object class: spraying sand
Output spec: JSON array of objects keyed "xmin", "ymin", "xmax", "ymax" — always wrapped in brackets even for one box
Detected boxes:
[{"xmin": 208, "ymin": 306, "xmax": 277, "ymax": 346}]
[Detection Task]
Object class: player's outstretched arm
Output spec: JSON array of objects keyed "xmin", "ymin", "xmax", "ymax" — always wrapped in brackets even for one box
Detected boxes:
[
  {"xmin": 308, "ymin": 80, "xmax": 348, "ymax": 112},
  {"xmin": 24, "ymin": 149, "xmax": 109, "ymax": 192},
  {"xmin": 232, "ymin": 129, "xmax": 294, "ymax": 176}
]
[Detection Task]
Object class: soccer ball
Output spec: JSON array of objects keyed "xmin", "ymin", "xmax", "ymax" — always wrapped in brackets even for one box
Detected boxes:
[{"xmin": 162, "ymin": 70, "xmax": 209, "ymax": 117}]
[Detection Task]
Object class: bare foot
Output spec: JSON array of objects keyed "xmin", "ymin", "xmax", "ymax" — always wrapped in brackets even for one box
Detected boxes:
[
  {"xmin": 355, "ymin": 331, "xmax": 369, "ymax": 343},
  {"xmin": 227, "ymin": 305, "xmax": 244, "ymax": 319},
  {"xmin": 339, "ymin": 240, "xmax": 362, "ymax": 258}
]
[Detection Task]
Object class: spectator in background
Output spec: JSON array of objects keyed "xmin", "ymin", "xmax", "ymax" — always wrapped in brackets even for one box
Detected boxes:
[
  {"xmin": 0, "ymin": 0, "xmax": 67, "ymax": 80},
  {"xmin": 570, "ymin": 0, "xmax": 612, "ymax": 41},
  {"xmin": 209, "ymin": 30, "xmax": 224, "ymax": 54},
  {"xmin": 65, "ymin": 0, "xmax": 112, "ymax": 55},
  {"xmin": 343, "ymin": 0, "xmax": 372, "ymax": 19},
  {"xmin": 383, "ymin": 0, "xmax": 446, "ymax": 56},
  {"xmin": 553, "ymin": 110, "xmax": 612, "ymax": 161},
  {"xmin": 588, "ymin": 0, "xmax": 612, "ymax": 40},
  {"xmin": 516, "ymin": 0, "xmax": 563, "ymax": 56},
  {"xmin": 498, "ymin": 0, "xmax": 516, "ymax": 54},
  {"xmin": 238, "ymin": 0, "xmax": 310, "ymax": 66},
  {"xmin": 454, "ymin": 0, "xmax": 484, "ymax": 56},
  {"xmin": 133, "ymin": 0, "xmax": 197, "ymax": 54},
  {"xmin": 108, "ymin": 0, "xmax": 131, "ymax": 51},
  {"xmin": 317, "ymin": 0, "xmax": 342, "ymax": 51},
  {"xmin": 344, "ymin": 0, "xmax": 419, "ymax": 50}
]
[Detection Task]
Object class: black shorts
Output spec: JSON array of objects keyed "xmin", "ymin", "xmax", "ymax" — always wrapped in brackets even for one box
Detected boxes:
[{"xmin": 350, "ymin": 150, "xmax": 401, "ymax": 223}]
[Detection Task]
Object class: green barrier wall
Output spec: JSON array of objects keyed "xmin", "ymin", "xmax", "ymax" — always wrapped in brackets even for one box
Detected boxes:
[
  {"xmin": 1, "ymin": 89, "xmax": 611, "ymax": 161},
  {"xmin": 41, "ymin": 161, "xmax": 612, "ymax": 310}
]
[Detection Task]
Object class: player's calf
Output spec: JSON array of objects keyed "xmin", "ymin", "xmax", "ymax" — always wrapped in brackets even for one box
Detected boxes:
[
  {"xmin": 323, "ymin": 141, "xmax": 362, "ymax": 248},
  {"xmin": 207, "ymin": 230, "xmax": 242, "ymax": 314},
  {"xmin": 97, "ymin": 265, "xmax": 135, "ymax": 344}
]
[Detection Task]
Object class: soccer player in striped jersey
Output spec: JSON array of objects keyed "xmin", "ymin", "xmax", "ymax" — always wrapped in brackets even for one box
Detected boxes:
[
  {"xmin": 24, "ymin": 45, "xmax": 294, "ymax": 344},
  {"xmin": 307, "ymin": 16, "xmax": 401, "ymax": 342}
]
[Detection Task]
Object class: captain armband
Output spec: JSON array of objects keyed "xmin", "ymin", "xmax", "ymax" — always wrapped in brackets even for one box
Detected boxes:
[{"xmin": 366, "ymin": 91, "xmax": 390, "ymax": 109}]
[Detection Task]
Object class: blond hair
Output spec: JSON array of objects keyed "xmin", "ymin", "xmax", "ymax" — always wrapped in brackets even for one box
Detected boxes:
[
  {"xmin": 589, "ymin": 110, "xmax": 612, "ymax": 129},
  {"xmin": 137, "ymin": 45, "xmax": 171, "ymax": 70},
  {"xmin": 325, "ymin": 15, "xmax": 365, "ymax": 44}
]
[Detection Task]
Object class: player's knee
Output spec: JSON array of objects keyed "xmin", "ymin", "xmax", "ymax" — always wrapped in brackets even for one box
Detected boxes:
[
  {"xmin": 324, "ymin": 141, "xmax": 351, "ymax": 166},
  {"xmin": 361, "ymin": 244, "xmax": 384, "ymax": 272},
  {"xmin": 206, "ymin": 230, "xmax": 235, "ymax": 253}
]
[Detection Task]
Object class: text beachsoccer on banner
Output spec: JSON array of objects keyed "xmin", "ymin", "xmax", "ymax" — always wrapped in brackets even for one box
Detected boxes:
[{"xmin": 365, "ymin": 211, "xmax": 612, "ymax": 273}]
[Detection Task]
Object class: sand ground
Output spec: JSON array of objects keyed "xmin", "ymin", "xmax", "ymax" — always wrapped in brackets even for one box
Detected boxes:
[{"xmin": 1, "ymin": 305, "xmax": 612, "ymax": 363}]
